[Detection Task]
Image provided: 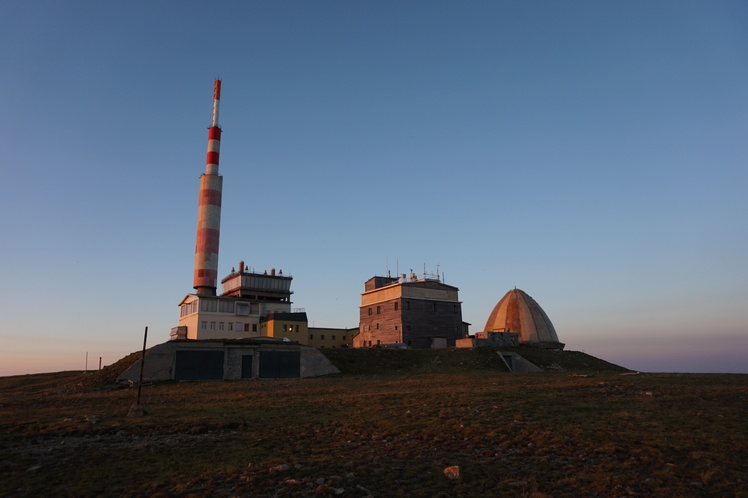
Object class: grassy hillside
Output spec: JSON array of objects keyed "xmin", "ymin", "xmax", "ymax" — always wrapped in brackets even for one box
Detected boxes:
[
  {"xmin": 1, "ymin": 349, "xmax": 746, "ymax": 497},
  {"xmin": 321, "ymin": 347, "xmax": 629, "ymax": 376}
]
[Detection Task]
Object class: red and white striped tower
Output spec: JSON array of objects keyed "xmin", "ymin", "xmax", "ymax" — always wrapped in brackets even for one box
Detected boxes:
[{"xmin": 193, "ymin": 80, "xmax": 223, "ymax": 296}]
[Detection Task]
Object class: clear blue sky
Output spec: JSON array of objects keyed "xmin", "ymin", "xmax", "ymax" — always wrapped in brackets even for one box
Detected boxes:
[{"xmin": 1, "ymin": 1, "xmax": 746, "ymax": 376}]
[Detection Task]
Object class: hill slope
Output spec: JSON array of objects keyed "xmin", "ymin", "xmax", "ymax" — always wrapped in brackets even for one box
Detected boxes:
[{"xmin": 321, "ymin": 347, "xmax": 629, "ymax": 376}]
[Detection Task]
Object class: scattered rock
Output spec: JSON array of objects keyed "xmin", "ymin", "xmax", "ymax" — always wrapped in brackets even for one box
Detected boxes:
[
  {"xmin": 127, "ymin": 404, "xmax": 146, "ymax": 418},
  {"xmin": 355, "ymin": 484, "xmax": 372, "ymax": 495},
  {"xmin": 443, "ymin": 465, "xmax": 461, "ymax": 480}
]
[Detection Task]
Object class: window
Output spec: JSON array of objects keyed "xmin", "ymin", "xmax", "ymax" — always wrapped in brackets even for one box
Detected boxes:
[
  {"xmin": 376, "ymin": 323, "xmax": 380, "ymax": 330},
  {"xmin": 210, "ymin": 321, "xmax": 216, "ymax": 329},
  {"xmin": 368, "ymin": 308, "xmax": 372, "ymax": 316},
  {"xmin": 453, "ymin": 304, "xmax": 457, "ymax": 313},
  {"xmin": 236, "ymin": 303, "xmax": 250, "ymax": 316},
  {"xmin": 244, "ymin": 323, "xmax": 250, "ymax": 332},
  {"xmin": 432, "ymin": 303, "xmax": 437, "ymax": 311},
  {"xmin": 376, "ymin": 306, "xmax": 380, "ymax": 314},
  {"xmin": 321, "ymin": 335, "xmax": 325, "ymax": 340},
  {"xmin": 309, "ymin": 334, "xmax": 314, "ymax": 340},
  {"xmin": 219, "ymin": 300, "xmax": 234, "ymax": 313},
  {"xmin": 377, "ymin": 340, "xmax": 380, "ymax": 345},
  {"xmin": 288, "ymin": 325, "xmax": 294, "ymax": 332},
  {"xmin": 201, "ymin": 321, "xmax": 207, "ymax": 329},
  {"xmin": 181, "ymin": 301, "xmax": 198, "ymax": 317},
  {"xmin": 200, "ymin": 299, "xmax": 217, "ymax": 312},
  {"xmin": 394, "ymin": 302, "xmax": 399, "ymax": 311},
  {"xmin": 228, "ymin": 322, "xmax": 233, "ymax": 331},
  {"xmin": 332, "ymin": 335, "xmax": 336, "ymax": 340},
  {"xmin": 295, "ymin": 325, "xmax": 299, "ymax": 332},
  {"xmin": 252, "ymin": 324, "xmax": 258, "ymax": 332},
  {"xmin": 219, "ymin": 322, "xmax": 224, "ymax": 330},
  {"xmin": 395, "ymin": 325, "xmax": 399, "ymax": 330},
  {"xmin": 236, "ymin": 322, "xmax": 242, "ymax": 331},
  {"xmin": 406, "ymin": 301, "xmax": 410, "ymax": 310},
  {"xmin": 342, "ymin": 335, "xmax": 346, "ymax": 340}
]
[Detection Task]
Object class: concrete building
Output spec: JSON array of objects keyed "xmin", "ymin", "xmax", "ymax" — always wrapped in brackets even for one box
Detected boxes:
[
  {"xmin": 173, "ymin": 261, "xmax": 295, "ymax": 340},
  {"xmin": 117, "ymin": 338, "xmax": 339, "ymax": 382},
  {"xmin": 307, "ymin": 326, "xmax": 356, "ymax": 349},
  {"xmin": 354, "ymin": 272, "xmax": 467, "ymax": 349},
  {"xmin": 483, "ymin": 288, "xmax": 564, "ymax": 349},
  {"xmin": 259, "ymin": 312, "xmax": 355, "ymax": 349}
]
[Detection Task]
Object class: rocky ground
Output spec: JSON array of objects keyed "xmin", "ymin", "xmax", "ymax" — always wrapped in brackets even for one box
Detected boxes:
[{"xmin": 1, "ymin": 350, "xmax": 746, "ymax": 497}]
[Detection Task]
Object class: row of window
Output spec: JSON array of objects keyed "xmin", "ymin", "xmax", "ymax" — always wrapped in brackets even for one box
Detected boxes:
[
  {"xmin": 308, "ymin": 334, "xmax": 346, "ymax": 341},
  {"xmin": 366, "ymin": 301, "xmax": 458, "ymax": 315},
  {"xmin": 183, "ymin": 299, "xmax": 256, "ymax": 316},
  {"xmin": 200, "ymin": 321, "xmax": 258, "ymax": 332},
  {"xmin": 362, "ymin": 324, "xmax": 405, "ymax": 331}
]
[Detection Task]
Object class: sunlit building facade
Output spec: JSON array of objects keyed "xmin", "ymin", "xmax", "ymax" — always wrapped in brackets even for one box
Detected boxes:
[
  {"xmin": 354, "ymin": 273, "xmax": 467, "ymax": 348},
  {"xmin": 173, "ymin": 262, "xmax": 295, "ymax": 340}
]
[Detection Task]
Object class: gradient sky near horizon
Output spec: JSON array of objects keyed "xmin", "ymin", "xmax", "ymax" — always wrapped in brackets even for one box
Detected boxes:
[{"xmin": 1, "ymin": 1, "xmax": 746, "ymax": 376}]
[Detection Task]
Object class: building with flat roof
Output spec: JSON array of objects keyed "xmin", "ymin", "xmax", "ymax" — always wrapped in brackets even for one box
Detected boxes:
[
  {"xmin": 259, "ymin": 312, "xmax": 354, "ymax": 348},
  {"xmin": 354, "ymin": 272, "xmax": 467, "ymax": 348},
  {"xmin": 173, "ymin": 261, "xmax": 295, "ymax": 340}
]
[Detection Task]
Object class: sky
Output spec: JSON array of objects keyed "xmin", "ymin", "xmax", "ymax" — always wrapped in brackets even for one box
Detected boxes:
[{"xmin": 1, "ymin": 1, "xmax": 746, "ymax": 376}]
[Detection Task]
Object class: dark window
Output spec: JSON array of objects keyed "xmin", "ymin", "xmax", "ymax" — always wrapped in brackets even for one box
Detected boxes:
[
  {"xmin": 432, "ymin": 303, "xmax": 437, "ymax": 311},
  {"xmin": 376, "ymin": 306, "xmax": 380, "ymax": 314},
  {"xmin": 394, "ymin": 302, "xmax": 399, "ymax": 311},
  {"xmin": 368, "ymin": 308, "xmax": 372, "ymax": 316}
]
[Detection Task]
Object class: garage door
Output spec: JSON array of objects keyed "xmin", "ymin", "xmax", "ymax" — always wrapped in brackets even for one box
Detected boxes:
[
  {"xmin": 259, "ymin": 351, "xmax": 300, "ymax": 379},
  {"xmin": 174, "ymin": 350, "xmax": 225, "ymax": 380}
]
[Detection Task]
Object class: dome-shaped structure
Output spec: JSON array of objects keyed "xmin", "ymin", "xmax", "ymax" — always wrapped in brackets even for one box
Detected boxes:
[{"xmin": 484, "ymin": 288, "xmax": 564, "ymax": 349}]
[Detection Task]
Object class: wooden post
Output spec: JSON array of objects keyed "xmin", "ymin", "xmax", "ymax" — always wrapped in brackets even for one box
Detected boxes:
[{"xmin": 128, "ymin": 326, "xmax": 148, "ymax": 417}]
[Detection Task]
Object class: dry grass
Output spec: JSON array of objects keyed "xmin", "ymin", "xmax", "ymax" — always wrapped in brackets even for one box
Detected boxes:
[{"xmin": 1, "ymin": 349, "xmax": 747, "ymax": 497}]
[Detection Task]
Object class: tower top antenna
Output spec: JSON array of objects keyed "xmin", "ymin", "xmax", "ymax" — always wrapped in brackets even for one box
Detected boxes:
[{"xmin": 211, "ymin": 79, "xmax": 221, "ymax": 128}]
